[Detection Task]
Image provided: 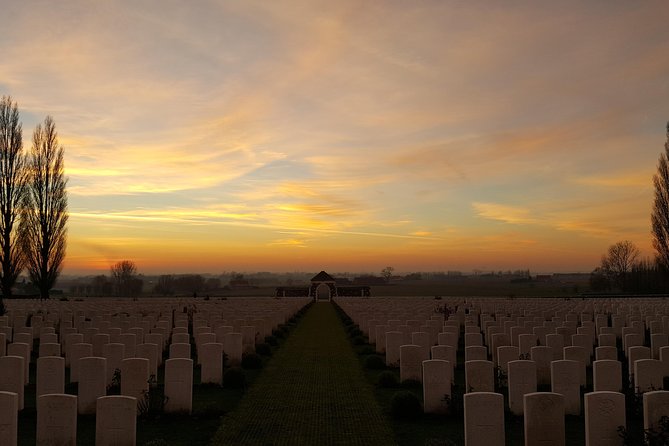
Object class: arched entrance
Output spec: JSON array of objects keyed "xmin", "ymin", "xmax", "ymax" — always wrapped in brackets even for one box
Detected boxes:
[
  {"xmin": 310, "ymin": 271, "xmax": 336, "ymax": 301},
  {"xmin": 316, "ymin": 283, "xmax": 331, "ymax": 301}
]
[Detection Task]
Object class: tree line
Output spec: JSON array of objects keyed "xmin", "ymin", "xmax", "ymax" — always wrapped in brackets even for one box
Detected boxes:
[
  {"xmin": 591, "ymin": 122, "xmax": 669, "ymax": 294},
  {"xmin": 0, "ymin": 96, "xmax": 68, "ymax": 313}
]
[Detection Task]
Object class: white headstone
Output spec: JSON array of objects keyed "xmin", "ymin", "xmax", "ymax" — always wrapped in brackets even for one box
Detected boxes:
[
  {"xmin": 96, "ymin": 396, "xmax": 137, "ymax": 446},
  {"xmin": 400, "ymin": 345, "xmax": 423, "ymax": 383},
  {"xmin": 593, "ymin": 359, "xmax": 622, "ymax": 393},
  {"xmin": 465, "ymin": 360, "xmax": 494, "ymax": 393},
  {"xmin": 0, "ymin": 391, "xmax": 18, "ymax": 446},
  {"xmin": 507, "ymin": 360, "xmax": 536, "ymax": 416},
  {"xmin": 36, "ymin": 394, "xmax": 77, "ymax": 446},
  {"xmin": 422, "ymin": 359, "xmax": 451, "ymax": 414},
  {"xmin": 464, "ymin": 392, "xmax": 504, "ymax": 446},
  {"xmin": 36, "ymin": 356, "xmax": 65, "ymax": 397},
  {"xmin": 584, "ymin": 391, "xmax": 625, "ymax": 446},
  {"xmin": 78, "ymin": 357, "xmax": 107, "ymax": 415},
  {"xmin": 164, "ymin": 358, "xmax": 193, "ymax": 414},
  {"xmin": 0, "ymin": 356, "xmax": 24, "ymax": 410},
  {"xmin": 643, "ymin": 390, "xmax": 669, "ymax": 433},
  {"xmin": 524, "ymin": 392, "xmax": 565, "ymax": 446}
]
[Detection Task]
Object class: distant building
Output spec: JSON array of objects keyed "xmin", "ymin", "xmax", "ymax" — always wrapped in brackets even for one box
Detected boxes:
[{"xmin": 275, "ymin": 270, "xmax": 370, "ymax": 299}]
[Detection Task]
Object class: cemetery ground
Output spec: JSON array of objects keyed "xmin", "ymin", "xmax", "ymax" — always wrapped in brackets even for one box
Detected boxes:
[
  {"xmin": 5, "ymin": 295, "xmax": 669, "ymax": 445},
  {"xmin": 211, "ymin": 301, "xmax": 395, "ymax": 445},
  {"xmin": 14, "ymin": 302, "xmax": 310, "ymax": 446}
]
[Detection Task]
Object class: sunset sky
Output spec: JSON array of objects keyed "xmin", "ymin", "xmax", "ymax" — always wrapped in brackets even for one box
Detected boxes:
[{"xmin": 1, "ymin": 1, "xmax": 668, "ymax": 275}]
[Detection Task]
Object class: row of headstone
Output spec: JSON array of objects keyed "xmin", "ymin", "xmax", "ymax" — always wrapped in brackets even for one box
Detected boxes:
[
  {"xmin": 462, "ymin": 390, "xmax": 669, "ymax": 446},
  {"xmin": 0, "ymin": 392, "xmax": 137, "ymax": 446}
]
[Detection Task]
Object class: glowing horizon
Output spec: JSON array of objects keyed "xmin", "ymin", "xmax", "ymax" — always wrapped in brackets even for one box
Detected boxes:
[{"xmin": 2, "ymin": 1, "xmax": 668, "ymax": 275}]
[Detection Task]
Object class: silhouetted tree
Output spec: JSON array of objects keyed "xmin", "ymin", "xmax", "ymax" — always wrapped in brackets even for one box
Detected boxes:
[
  {"xmin": 91, "ymin": 274, "xmax": 113, "ymax": 296},
  {"xmin": 0, "ymin": 96, "xmax": 28, "ymax": 306},
  {"xmin": 154, "ymin": 274, "xmax": 175, "ymax": 295},
  {"xmin": 381, "ymin": 266, "xmax": 395, "ymax": 282},
  {"xmin": 111, "ymin": 260, "xmax": 142, "ymax": 297},
  {"xmin": 600, "ymin": 240, "xmax": 640, "ymax": 291},
  {"xmin": 20, "ymin": 116, "xmax": 68, "ymax": 300},
  {"xmin": 652, "ymin": 122, "xmax": 669, "ymax": 269},
  {"xmin": 589, "ymin": 267, "xmax": 611, "ymax": 292}
]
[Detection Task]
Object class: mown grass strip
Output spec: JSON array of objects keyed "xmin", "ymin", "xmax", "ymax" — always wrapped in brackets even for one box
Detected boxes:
[{"xmin": 211, "ymin": 302, "xmax": 396, "ymax": 446}]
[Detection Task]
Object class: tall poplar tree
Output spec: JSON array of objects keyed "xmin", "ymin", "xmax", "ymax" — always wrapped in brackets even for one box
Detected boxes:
[
  {"xmin": 20, "ymin": 116, "xmax": 68, "ymax": 300},
  {"xmin": 0, "ymin": 96, "xmax": 27, "ymax": 309},
  {"xmin": 652, "ymin": 122, "xmax": 669, "ymax": 270}
]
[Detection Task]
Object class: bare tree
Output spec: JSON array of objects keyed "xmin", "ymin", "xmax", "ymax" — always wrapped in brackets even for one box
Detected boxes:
[
  {"xmin": 0, "ymin": 96, "xmax": 28, "ymax": 310},
  {"xmin": 381, "ymin": 266, "xmax": 395, "ymax": 282},
  {"xmin": 600, "ymin": 240, "xmax": 640, "ymax": 290},
  {"xmin": 20, "ymin": 116, "xmax": 68, "ymax": 300},
  {"xmin": 652, "ymin": 122, "xmax": 669, "ymax": 269},
  {"xmin": 111, "ymin": 260, "xmax": 142, "ymax": 297}
]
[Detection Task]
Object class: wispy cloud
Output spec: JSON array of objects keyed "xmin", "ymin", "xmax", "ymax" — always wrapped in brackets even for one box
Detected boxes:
[{"xmin": 2, "ymin": 1, "xmax": 667, "ymax": 273}]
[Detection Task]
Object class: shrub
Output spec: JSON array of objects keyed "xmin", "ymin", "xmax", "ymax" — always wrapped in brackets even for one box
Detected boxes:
[
  {"xmin": 223, "ymin": 367, "xmax": 246, "ymax": 389},
  {"xmin": 359, "ymin": 345, "xmax": 375, "ymax": 355},
  {"xmin": 241, "ymin": 353, "xmax": 262, "ymax": 369},
  {"xmin": 401, "ymin": 379, "xmax": 422, "ymax": 389},
  {"xmin": 265, "ymin": 335, "xmax": 278, "ymax": 346},
  {"xmin": 391, "ymin": 391, "xmax": 422, "ymax": 419},
  {"xmin": 377, "ymin": 371, "xmax": 399, "ymax": 388},
  {"xmin": 256, "ymin": 343, "xmax": 272, "ymax": 356},
  {"xmin": 364, "ymin": 355, "xmax": 386, "ymax": 370},
  {"xmin": 352, "ymin": 335, "xmax": 365, "ymax": 345}
]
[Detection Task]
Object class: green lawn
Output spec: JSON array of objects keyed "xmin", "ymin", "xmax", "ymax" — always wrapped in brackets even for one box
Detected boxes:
[{"xmin": 211, "ymin": 302, "xmax": 396, "ymax": 446}]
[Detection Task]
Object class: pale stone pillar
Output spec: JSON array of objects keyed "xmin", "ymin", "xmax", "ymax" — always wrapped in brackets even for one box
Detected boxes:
[
  {"xmin": 422, "ymin": 359, "xmax": 451, "ymax": 414},
  {"xmin": 96, "ymin": 396, "xmax": 137, "ymax": 446},
  {"xmin": 464, "ymin": 392, "xmax": 504, "ymax": 446},
  {"xmin": 643, "ymin": 390, "xmax": 669, "ymax": 433},
  {"xmin": 164, "ymin": 358, "xmax": 193, "ymax": 414},
  {"xmin": 465, "ymin": 360, "xmax": 494, "ymax": 393},
  {"xmin": 531, "ymin": 346, "xmax": 553, "ymax": 386},
  {"xmin": 634, "ymin": 359, "xmax": 664, "ymax": 394},
  {"xmin": 400, "ymin": 345, "xmax": 423, "ymax": 383},
  {"xmin": 169, "ymin": 343, "xmax": 191, "ymax": 359},
  {"xmin": 7, "ymin": 343, "xmax": 30, "ymax": 384},
  {"xmin": 411, "ymin": 332, "xmax": 431, "ymax": 360},
  {"xmin": 136, "ymin": 343, "xmax": 159, "ymax": 378},
  {"xmin": 121, "ymin": 358, "xmax": 149, "ymax": 410},
  {"xmin": 385, "ymin": 331, "xmax": 403, "ymax": 367},
  {"xmin": 223, "ymin": 333, "xmax": 243, "ymax": 367},
  {"xmin": 595, "ymin": 346, "xmax": 617, "ymax": 361},
  {"xmin": 103, "ymin": 343, "xmax": 125, "ymax": 386},
  {"xmin": 593, "ymin": 359, "xmax": 622, "ymax": 392},
  {"xmin": 507, "ymin": 360, "xmax": 536, "ymax": 416},
  {"xmin": 524, "ymin": 392, "xmax": 565, "ymax": 446},
  {"xmin": 200, "ymin": 342, "xmax": 223, "ymax": 385},
  {"xmin": 36, "ymin": 356, "xmax": 65, "ymax": 397},
  {"xmin": 584, "ymin": 391, "xmax": 625, "ymax": 446},
  {"xmin": 0, "ymin": 356, "xmax": 24, "ymax": 410},
  {"xmin": 36, "ymin": 394, "xmax": 77, "ymax": 446},
  {"xmin": 78, "ymin": 357, "xmax": 107, "ymax": 415},
  {"xmin": 0, "ymin": 391, "xmax": 18, "ymax": 446},
  {"xmin": 465, "ymin": 346, "xmax": 487, "ymax": 362},
  {"xmin": 69, "ymin": 342, "xmax": 92, "ymax": 383}
]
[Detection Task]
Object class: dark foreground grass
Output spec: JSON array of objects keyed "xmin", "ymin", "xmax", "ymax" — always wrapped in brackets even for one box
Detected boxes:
[{"xmin": 211, "ymin": 302, "xmax": 396, "ymax": 446}]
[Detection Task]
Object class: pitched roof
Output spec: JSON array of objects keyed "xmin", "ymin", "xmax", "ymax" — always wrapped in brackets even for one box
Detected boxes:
[{"xmin": 311, "ymin": 271, "xmax": 335, "ymax": 282}]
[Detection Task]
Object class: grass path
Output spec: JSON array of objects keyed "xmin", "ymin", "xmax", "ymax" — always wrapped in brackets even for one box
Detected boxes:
[{"xmin": 211, "ymin": 302, "xmax": 396, "ymax": 446}]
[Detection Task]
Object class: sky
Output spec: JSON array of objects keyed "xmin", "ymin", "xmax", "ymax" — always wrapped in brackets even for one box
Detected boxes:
[{"xmin": 1, "ymin": 1, "xmax": 668, "ymax": 275}]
